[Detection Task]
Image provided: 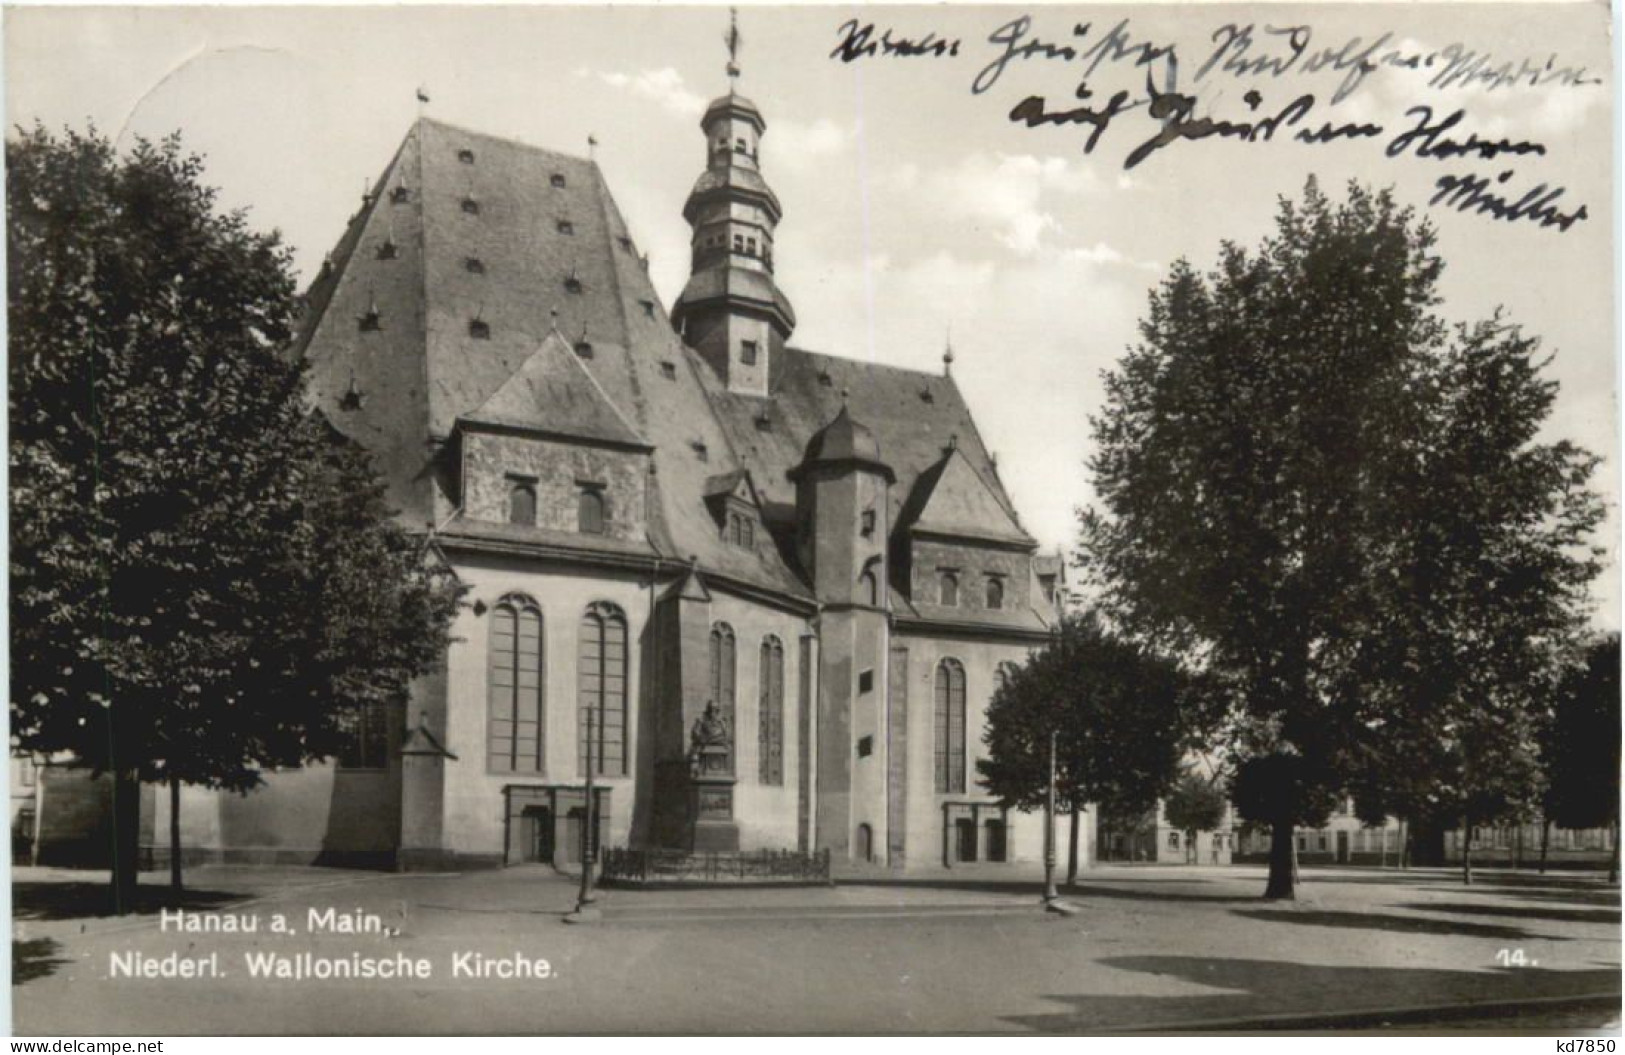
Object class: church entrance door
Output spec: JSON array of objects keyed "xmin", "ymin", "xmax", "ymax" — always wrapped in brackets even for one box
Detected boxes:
[
  {"xmin": 521, "ymin": 807, "xmax": 553, "ymax": 864},
  {"xmin": 955, "ymin": 818, "xmax": 977, "ymax": 863}
]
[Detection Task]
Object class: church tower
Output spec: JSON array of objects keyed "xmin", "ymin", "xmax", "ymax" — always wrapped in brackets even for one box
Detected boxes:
[{"xmin": 670, "ymin": 11, "xmax": 796, "ymax": 398}]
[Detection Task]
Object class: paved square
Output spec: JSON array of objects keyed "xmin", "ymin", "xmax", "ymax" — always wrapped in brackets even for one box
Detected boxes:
[{"xmin": 11, "ymin": 863, "xmax": 1620, "ymax": 1033}]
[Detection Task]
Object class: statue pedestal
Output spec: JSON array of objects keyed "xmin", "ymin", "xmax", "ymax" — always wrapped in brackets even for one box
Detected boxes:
[{"xmin": 690, "ymin": 745, "xmax": 740, "ymax": 852}]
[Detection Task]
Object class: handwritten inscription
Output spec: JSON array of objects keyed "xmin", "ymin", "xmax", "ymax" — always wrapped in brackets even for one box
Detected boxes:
[{"xmin": 829, "ymin": 12, "xmax": 1596, "ymax": 233}]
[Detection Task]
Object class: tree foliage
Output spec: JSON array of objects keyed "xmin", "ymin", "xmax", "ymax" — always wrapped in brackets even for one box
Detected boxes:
[
  {"xmin": 1081, "ymin": 179, "xmax": 1602, "ymax": 897},
  {"xmin": 1542, "ymin": 633, "xmax": 1621, "ymax": 832},
  {"xmin": 8, "ymin": 125, "xmax": 462, "ymax": 823},
  {"xmin": 978, "ymin": 610, "xmax": 1218, "ymax": 820},
  {"xmin": 1163, "ymin": 769, "xmax": 1229, "ymax": 840}
]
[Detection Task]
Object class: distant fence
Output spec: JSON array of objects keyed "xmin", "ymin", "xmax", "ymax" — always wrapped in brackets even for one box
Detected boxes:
[{"xmin": 600, "ymin": 847, "xmax": 832, "ymax": 886}]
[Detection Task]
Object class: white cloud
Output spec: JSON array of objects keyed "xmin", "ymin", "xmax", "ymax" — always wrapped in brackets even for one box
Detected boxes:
[
  {"xmin": 581, "ymin": 66, "xmax": 705, "ymax": 119},
  {"xmin": 886, "ymin": 152, "xmax": 1109, "ymax": 256},
  {"xmin": 770, "ymin": 116, "xmax": 852, "ymax": 161}
]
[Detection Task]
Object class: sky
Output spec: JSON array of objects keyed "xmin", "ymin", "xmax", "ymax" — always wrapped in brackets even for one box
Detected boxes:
[{"xmin": 5, "ymin": 2, "xmax": 1617, "ymax": 627}]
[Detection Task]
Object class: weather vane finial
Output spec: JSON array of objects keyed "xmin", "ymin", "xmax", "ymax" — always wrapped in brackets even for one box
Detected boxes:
[{"xmin": 725, "ymin": 7, "xmax": 742, "ymax": 80}]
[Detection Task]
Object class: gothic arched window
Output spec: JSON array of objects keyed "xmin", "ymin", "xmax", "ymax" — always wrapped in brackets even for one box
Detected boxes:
[
  {"xmin": 709, "ymin": 622, "xmax": 737, "ymax": 771},
  {"xmin": 759, "ymin": 636, "xmax": 784, "ymax": 785},
  {"xmin": 934, "ymin": 658, "xmax": 967, "ymax": 793},
  {"xmin": 489, "ymin": 594, "xmax": 544, "ymax": 773},
  {"xmin": 578, "ymin": 602, "xmax": 628, "ymax": 776},
  {"xmin": 939, "ymin": 571, "xmax": 959, "ymax": 607},
  {"xmin": 508, "ymin": 480, "xmax": 537, "ymax": 526}
]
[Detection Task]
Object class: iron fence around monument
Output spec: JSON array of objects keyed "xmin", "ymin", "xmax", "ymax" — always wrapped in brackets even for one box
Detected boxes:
[{"xmin": 600, "ymin": 847, "xmax": 832, "ymax": 886}]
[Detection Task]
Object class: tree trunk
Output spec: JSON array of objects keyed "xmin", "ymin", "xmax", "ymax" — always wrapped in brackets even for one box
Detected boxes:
[
  {"xmin": 1462, "ymin": 819, "xmax": 1474, "ymax": 886},
  {"xmin": 1539, "ymin": 818, "xmax": 1551, "ymax": 874},
  {"xmin": 169, "ymin": 775, "xmax": 183, "ymax": 893},
  {"xmin": 109, "ymin": 769, "xmax": 142, "ymax": 915},
  {"xmin": 1264, "ymin": 817, "xmax": 1295, "ymax": 899},
  {"xmin": 1066, "ymin": 807, "xmax": 1080, "ymax": 887}
]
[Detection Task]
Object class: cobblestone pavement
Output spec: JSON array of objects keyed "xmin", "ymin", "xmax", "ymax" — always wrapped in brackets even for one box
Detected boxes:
[{"xmin": 11, "ymin": 862, "xmax": 1620, "ymax": 1034}]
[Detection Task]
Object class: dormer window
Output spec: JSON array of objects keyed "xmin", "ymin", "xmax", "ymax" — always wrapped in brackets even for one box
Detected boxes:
[
  {"xmin": 740, "ymin": 340, "xmax": 759, "ymax": 366},
  {"xmin": 754, "ymin": 414, "xmax": 772, "ymax": 433},
  {"xmin": 564, "ymin": 274, "xmax": 583, "ymax": 294},
  {"xmin": 457, "ymin": 149, "xmax": 476, "ymax": 164},
  {"xmin": 469, "ymin": 318, "xmax": 491, "ymax": 339},
  {"xmin": 578, "ymin": 486, "xmax": 607, "ymax": 535},
  {"xmin": 389, "ymin": 184, "xmax": 411, "ymax": 204},
  {"xmin": 920, "ymin": 388, "xmax": 935, "ymax": 404},
  {"xmin": 574, "ymin": 341, "xmax": 594, "ymax": 359},
  {"xmin": 376, "ymin": 239, "xmax": 398, "ymax": 260},
  {"xmin": 557, "ymin": 219, "xmax": 574, "ymax": 235},
  {"xmin": 938, "ymin": 570, "xmax": 959, "ymax": 607},
  {"xmin": 640, "ymin": 300, "xmax": 656, "ymax": 318},
  {"xmin": 465, "ymin": 257, "xmax": 486, "ymax": 274},
  {"xmin": 550, "ymin": 173, "xmax": 567, "ymax": 188},
  {"xmin": 358, "ymin": 307, "xmax": 381, "ymax": 332},
  {"xmin": 985, "ymin": 576, "xmax": 1005, "ymax": 610},
  {"xmin": 461, "ymin": 197, "xmax": 481, "ymax": 215},
  {"xmin": 818, "ymin": 371, "xmax": 833, "ymax": 387},
  {"xmin": 725, "ymin": 511, "xmax": 754, "ymax": 548},
  {"xmin": 508, "ymin": 478, "xmax": 537, "ymax": 525},
  {"xmin": 660, "ymin": 362, "xmax": 677, "ymax": 380},
  {"xmin": 691, "ymin": 440, "xmax": 708, "ymax": 463},
  {"xmin": 617, "ymin": 235, "xmax": 633, "ymax": 252}
]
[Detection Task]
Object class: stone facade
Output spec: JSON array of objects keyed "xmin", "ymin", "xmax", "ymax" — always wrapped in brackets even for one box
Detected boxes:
[{"xmin": 117, "ymin": 69, "xmax": 1072, "ymax": 875}]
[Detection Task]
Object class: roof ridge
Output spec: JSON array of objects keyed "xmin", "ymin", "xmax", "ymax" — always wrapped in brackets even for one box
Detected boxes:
[{"xmin": 416, "ymin": 115, "xmax": 591, "ymax": 163}]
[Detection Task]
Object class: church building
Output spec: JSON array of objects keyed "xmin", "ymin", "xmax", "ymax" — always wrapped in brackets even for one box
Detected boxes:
[{"xmin": 145, "ymin": 53, "xmax": 1069, "ymax": 873}]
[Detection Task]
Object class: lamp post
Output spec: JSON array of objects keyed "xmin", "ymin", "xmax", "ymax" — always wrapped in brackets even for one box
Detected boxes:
[
  {"xmin": 1042, "ymin": 727, "xmax": 1077, "ymax": 916},
  {"xmin": 564, "ymin": 706, "xmax": 602, "ymax": 924}
]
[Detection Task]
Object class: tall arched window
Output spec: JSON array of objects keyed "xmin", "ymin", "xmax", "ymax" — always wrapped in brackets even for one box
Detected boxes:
[
  {"xmin": 508, "ymin": 480, "xmax": 537, "ymax": 525},
  {"xmin": 489, "ymin": 594, "xmax": 544, "ymax": 773},
  {"xmin": 759, "ymin": 636, "xmax": 784, "ymax": 785},
  {"xmin": 578, "ymin": 487, "xmax": 606, "ymax": 534},
  {"xmin": 934, "ymin": 658, "xmax": 966, "ymax": 793},
  {"xmin": 859, "ymin": 569, "xmax": 879, "ymax": 606},
  {"xmin": 578, "ymin": 602, "xmax": 628, "ymax": 776},
  {"xmin": 709, "ymin": 622, "xmax": 737, "ymax": 770},
  {"xmin": 939, "ymin": 571, "xmax": 959, "ymax": 607},
  {"xmin": 985, "ymin": 576, "xmax": 1005, "ymax": 610}
]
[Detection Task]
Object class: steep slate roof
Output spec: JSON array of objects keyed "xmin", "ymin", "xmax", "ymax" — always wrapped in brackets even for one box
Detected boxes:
[
  {"xmin": 299, "ymin": 117, "xmax": 1035, "ymax": 614},
  {"xmin": 460, "ymin": 329, "xmax": 648, "ymax": 448},
  {"xmin": 704, "ymin": 347, "xmax": 1031, "ymax": 551},
  {"xmin": 896, "ymin": 447, "xmax": 1030, "ymax": 545}
]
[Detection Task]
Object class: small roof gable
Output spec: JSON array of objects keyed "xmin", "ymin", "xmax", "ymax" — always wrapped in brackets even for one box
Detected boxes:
[
  {"xmin": 459, "ymin": 330, "xmax": 648, "ymax": 448},
  {"xmin": 903, "ymin": 447, "xmax": 1034, "ymax": 546},
  {"xmin": 703, "ymin": 468, "xmax": 759, "ymax": 506}
]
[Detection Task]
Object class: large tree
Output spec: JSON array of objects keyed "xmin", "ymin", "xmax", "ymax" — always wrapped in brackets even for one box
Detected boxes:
[
  {"xmin": 1542, "ymin": 634, "xmax": 1621, "ymax": 881},
  {"xmin": 1081, "ymin": 179, "xmax": 1601, "ymax": 899},
  {"xmin": 8, "ymin": 124, "xmax": 462, "ymax": 911},
  {"xmin": 978, "ymin": 610, "xmax": 1219, "ymax": 881}
]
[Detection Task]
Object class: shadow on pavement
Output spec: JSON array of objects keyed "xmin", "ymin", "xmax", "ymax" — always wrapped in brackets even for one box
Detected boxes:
[
  {"xmin": 12, "ymin": 938, "xmax": 70, "ymax": 986},
  {"xmin": 1002, "ymin": 956, "xmax": 1622, "ymax": 1032},
  {"xmin": 13, "ymin": 881, "xmax": 246, "ymax": 922},
  {"xmin": 838, "ymin": 878, "xmax": 1249, "ymax": 903},
  {"xmin": 1231, "ymin": 907, "xmax": 1563, "ymax": 941},
  {"xmin": 1397, "ymin": 902, "xmax": 1622, "ymax": 926}
]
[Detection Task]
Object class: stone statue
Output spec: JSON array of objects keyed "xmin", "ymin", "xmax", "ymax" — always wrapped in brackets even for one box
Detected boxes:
[{"xmin": 690, "ymin": 700, "xmax": 731, "ymax": 754}]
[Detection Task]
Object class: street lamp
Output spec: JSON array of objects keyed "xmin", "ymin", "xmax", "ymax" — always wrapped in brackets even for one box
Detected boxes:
[
  {"xmin": 564, "ymin": 705, "xmax": 602, "ymax": 924},
  {"xmin": 1042, "ymin": 727, "xmax": 1077, "ymax": 916}
]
